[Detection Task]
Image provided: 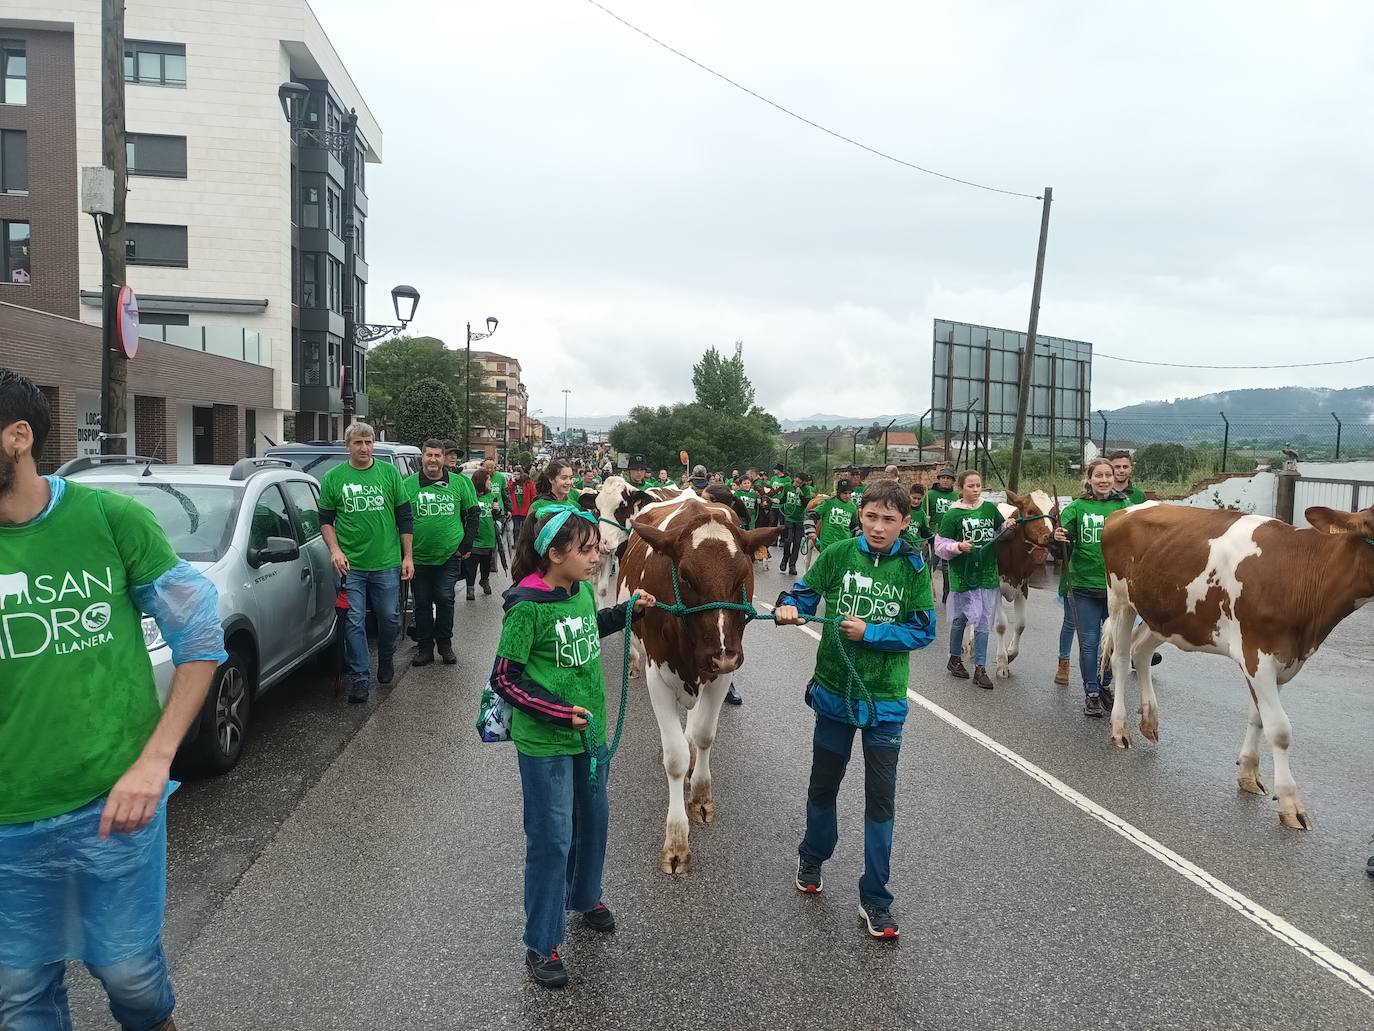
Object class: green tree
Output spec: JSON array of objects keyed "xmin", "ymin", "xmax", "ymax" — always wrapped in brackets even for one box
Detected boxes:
[
  {"xmin": 366, "ymin": 334, "xmax": 502, "ymax": 443},
  {"xmin": 692, "ymin": 344, "xmax": 755, "ymax": 416},
  {"xmin": 392, "ymin": 377, "xmax": 461, "ymax": 448},
  {"xmin": 508, "ymin": 443, "xmax": 534, "ymax": 469}
]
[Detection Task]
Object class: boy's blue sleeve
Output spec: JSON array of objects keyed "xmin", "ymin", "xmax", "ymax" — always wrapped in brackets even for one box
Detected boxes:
[
  {"xmin": 862, "ymin": 609, "xmax": 936, "ymax": 652},
  {"xmin": 131, "ymin": 560, "xmax": 228, "ymax": 665},
  {"xmin": 776, "ymin": 577, "xmax": 821, "ymax": 617}
]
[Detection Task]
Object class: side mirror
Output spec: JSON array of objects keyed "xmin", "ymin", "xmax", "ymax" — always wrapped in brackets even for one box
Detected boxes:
[{"xmin": 249, "ymin": 536, "xmax": 300, "ymax": 567}]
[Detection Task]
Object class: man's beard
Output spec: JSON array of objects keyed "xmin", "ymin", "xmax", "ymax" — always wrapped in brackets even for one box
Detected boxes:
[{"xmin": 0, "ymin": 448, "xmax": 15, "ymax": 497}]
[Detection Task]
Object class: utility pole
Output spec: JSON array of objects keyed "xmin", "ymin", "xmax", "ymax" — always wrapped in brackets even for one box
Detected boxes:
[
  {"xmin": 99, "ymin": 0, "xmax": 128, "ymax": 455},
  {"xmin": 562, "ymin": 388, "xmax": 571, "ymax": 446},
  {"xmin": 1007, "ymin": 186, "xmax": 1053, "ymax": 492}
]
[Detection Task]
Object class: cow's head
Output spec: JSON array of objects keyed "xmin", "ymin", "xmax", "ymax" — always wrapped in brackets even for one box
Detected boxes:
[
  {"xmin": 633, "ymin": 501, "xmax": 777, "ymax": 675},
  {"xmin": 1306, "ymin": 505, "xmax": 1374, "ymax": 540},
  {"xmin": 1005, "ymin": 489, "xmax": 1057, "ymax": 550},
  {"xmin": 585, "ymin": 476, "xmax": 655, "ymax": 554}
]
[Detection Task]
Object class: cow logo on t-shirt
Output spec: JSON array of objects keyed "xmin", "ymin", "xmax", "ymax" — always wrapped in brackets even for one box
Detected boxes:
[
  {"xmin": 1079, "ymin": 513, "xmax": 1106, "ymax": 545},
  {"xmin": 554, "ymin": 613, "xmax": 600, "ymax": 668},
  {"xmin": 962, "ymin": 516, "xmax": 996, "ymax": 546},
  {"xmin": 827, "ymin": 507, "xmax": 852, "ymax": 528},
  {"xmin": 416, "ymin": 488, "xmax": 455, "ymax": 518},
  {"xmin": 0, "ymin": 567, "xmax": 119, "ymax": 659},
  {"xmin": 340, "ymin": 481, "xmax": 387, "ymax": 514},
  {"xmin": 837, "ymin": 569, "xmax": 904, "ymax": 621}
]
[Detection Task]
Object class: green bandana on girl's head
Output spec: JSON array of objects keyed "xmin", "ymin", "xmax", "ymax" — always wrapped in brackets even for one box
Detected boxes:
[{"xmin": 534, "ymin": 503, "xmax": 597, "ymax": 555}]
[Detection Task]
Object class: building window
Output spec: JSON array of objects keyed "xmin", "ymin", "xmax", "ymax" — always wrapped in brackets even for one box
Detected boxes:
[
  {"xmin": 495, "ymin": 379, "xmax": 507, "ymax": 389},
  {"xmin": 355, "ymin": 278, "xmax": 365, "ymax": 323},
  {"xmin": 326, "ymin": 187, "xmax": 339, "ymax": 235},
  {"xmin": 140, "ymin": 311, "xmax": 189, "ymax": 327},
  {"xmin": 3, "ymin": 219, "xmax": 29, "ymax": 284},
  {"xmin": 301, "ymin": 185, "xmax": 321, "ymax": 228},
  {"xmin": 126, "ymin": 223, "xmax": 188, "ymax": 267},
  {"xmin": 0, "ymin": 129, "xmax": 25, "ymax": 193},
  {"xmin": 326, "ymin": 336, "xmax": 341, "ymax": 386},
  {"xmin": 354, "ymin": 143, "xmax": 366, "ymax": 193},
  {"xmin": 126, "ymin": 133, "xmax": 186, "ymax": 178},
  {"xmin": 355, "ymin": 350, "xmax": 367, "ymax": 394},
  {"xmin": 355, "ymin": 219, "xmax": 364, "ymax": 259},
  {"xmin": 302, "ymin": 335, "xmax": 322, "ymax": 385},
  {"xmin": 301, "ymin": 252, "xmax": 321, "ymax": 307},
  {"xmin": 124, "ymin": 41, "xmax": 186, "ymax": 87},
  {"xmin": 327, "ymin": 257, "xmax": 342, "ymax": 314},
  {"xmin": 1, "ymin": 41, "xmax": 24, "ymax": 105}
]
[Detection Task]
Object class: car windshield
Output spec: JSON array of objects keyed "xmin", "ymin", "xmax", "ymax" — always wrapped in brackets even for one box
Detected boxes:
[
  {"xmin": 94, "ymin": 482, "xmax": 241, "ymax": 562},
  {"xmin": 268, "ymin": 452, "xmax": 412, "ymax": 481}
]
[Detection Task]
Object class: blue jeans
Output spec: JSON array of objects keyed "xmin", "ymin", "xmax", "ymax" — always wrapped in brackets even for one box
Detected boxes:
[
  {"xmin": 799, "ymin": 714, "xmax": 902, "ymax": 910},
  {"xmin": 948, "ymin": 616, "xmax": 989, "ymax": 667},
  {"xmin": 411, "ymin": 551, "xmax": 463, "ymax": 649},
  {"xmin": 0, "ymin": 940, "xmax": 174, "ymax": 1031},
  {"xmin": 1058, "ymin": 593, "xmax": 1077, "ymax": 661},
  {"xmin": 1071, "ymin": 589, "xmax": 1110, "ymax": 696},
  {"xmin": 518, "ymin": 748, "xmax": 610, "ymax": 958},
  {"xmin": 344, "ymin": 566, "xmax": 400, "ymax": 688}
]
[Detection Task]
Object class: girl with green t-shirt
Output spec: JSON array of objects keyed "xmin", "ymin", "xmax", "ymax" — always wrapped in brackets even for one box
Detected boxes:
[
  {"xmin": 489, "ymin": 505, "xmax": 656, "ymax": 989},
  {"xmin": 1053, "ymin": 457, "xmax": 1128, "ymax": 718},
  {"xmin": 466, "ymin": 469, "xmax": 500, "ymax": 599},
  {"xmin": 934, "ymin": 471, "xmax": 1014, "ymax": 690}
]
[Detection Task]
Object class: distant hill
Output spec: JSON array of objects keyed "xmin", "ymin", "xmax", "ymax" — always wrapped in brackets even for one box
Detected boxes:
[
  {"xmin": 1106, "ymin": 386, "xmax": 1374, "ymax": 419},
  {"xmin": 778, "ymin": 413, "xmax": 923, "ymax": 431}
]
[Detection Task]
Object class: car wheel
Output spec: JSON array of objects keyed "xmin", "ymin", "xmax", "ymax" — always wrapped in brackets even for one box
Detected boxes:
[{"xmin": 187, "ymin": 649, "xmax": 253, "ymax": 775}]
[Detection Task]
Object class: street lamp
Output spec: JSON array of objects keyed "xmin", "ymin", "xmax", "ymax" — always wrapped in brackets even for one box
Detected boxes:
[
  {"xmin": 562, "ymin": 388, "xmax": 571, "ymax": 447},
  {"xmin": 280, "ymin": 81, "xmax": 419, "ymax": 422},
  {"xmin": 465, "ymin": 317, "xmax": 499, "ymax": 461}
]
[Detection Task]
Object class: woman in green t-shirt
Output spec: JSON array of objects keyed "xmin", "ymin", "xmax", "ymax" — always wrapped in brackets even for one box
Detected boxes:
[
  {"xmin": 1053, "ymin": 457, "xmax": 1129, "ymax": 718},
  {"xmin": 466, "ymin": 469, "xmax": 500, "ymax": 599},
  {"xmin": 489, "ymin": 505, "xmax": 655, "ymax": 989},
  {"xmin": 934, "ymin": 471, "xmax": 1014, "ymax": 690}
]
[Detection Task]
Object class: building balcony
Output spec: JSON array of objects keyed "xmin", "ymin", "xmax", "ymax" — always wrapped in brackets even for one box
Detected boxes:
[{"xmin": 141, "ymin": 324, "xmax": 272, "ymax": 366}]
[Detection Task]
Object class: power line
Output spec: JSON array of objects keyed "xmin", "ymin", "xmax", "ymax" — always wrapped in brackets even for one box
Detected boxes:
[
  {"xmin": 1093, "ymin": 352, "xmax": 1374, "ymax": 371},
  {"xmin": 581, "ymin": 0, "xmax": 1040, "ymax": 201}
]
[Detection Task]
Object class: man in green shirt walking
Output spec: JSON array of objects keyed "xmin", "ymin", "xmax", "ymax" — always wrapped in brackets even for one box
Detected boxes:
[
  {"xmin": 404, "ymin": 439, "xmax": 479, "ymax": 667},
  {"xmin": 0, "ymin": 369, "xmax": 226, "ymax": 1031},
  {"xmin": 320, "ymin": 422, "xmax": 415, "ymax": 703},
  {"xmin": 924, "ymin": 467, "xmax": 959, "ymax": 603},
  {"xmin": 777, "ymin": 474, "xmax": 807, "ymax": 576}
]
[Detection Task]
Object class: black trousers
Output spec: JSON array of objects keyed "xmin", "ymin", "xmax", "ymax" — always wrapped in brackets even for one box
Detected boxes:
[
  {"xmin": 465, "ymin": 549, "xmax": 494, "ymax": 589},
  {"xmin": 411, "ymin": 551, "xmax": 464, "ymax": 647},
  {"xmin": 780, "ymin": 521, "xmax": 803, "ymax": 569}
]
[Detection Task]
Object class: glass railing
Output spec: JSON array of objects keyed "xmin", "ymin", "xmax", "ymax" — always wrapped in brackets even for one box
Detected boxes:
[{"xmin": 144, "ymin": 325, "xmax": 272, "ymax": 366}]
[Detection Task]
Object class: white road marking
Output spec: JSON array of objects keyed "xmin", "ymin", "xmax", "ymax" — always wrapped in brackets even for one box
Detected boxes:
[{"xmin": 756, "ymin": 602, "xmax": 1374, "ymax": 1002}]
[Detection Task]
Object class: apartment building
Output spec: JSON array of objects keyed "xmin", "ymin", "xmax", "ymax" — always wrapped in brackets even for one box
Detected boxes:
[
  {"xmin": 469, "ymin": 349, "xmax": 530, "ymax": 461},
  {"xmin": 0, "ymin": 0, "xmax": 383, "ymax": 465}
]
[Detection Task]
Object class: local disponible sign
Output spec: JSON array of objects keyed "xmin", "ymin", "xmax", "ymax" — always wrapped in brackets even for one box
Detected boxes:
[{"xmin": 118, "ymin": 286, "xmax": 140, "ymax": 358}]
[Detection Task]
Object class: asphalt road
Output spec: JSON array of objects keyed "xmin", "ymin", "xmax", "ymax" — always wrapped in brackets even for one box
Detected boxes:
[{"xmin": 70, "ymin": 557, "xmax": 1374, "ymax": 1030}]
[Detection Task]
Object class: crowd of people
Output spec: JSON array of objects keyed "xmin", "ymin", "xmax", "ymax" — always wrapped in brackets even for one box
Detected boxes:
[{"xmin": 0, "ymin": 354, "xmax": 1171, "ymax": 1021}]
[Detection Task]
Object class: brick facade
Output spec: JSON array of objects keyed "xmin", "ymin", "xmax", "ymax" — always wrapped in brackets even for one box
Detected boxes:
[
  {"xmin": 2, "ymin": 301, "xmax": 272, "ymax": 471},
  {"xmin": 0, "ymin": 27, "xmax": 79, "ymax": 318}
]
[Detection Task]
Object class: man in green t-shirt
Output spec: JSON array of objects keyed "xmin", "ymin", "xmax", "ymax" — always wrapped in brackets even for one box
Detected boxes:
[
  {"xmin": 1108, "ymin": 451, "xmax": 1148, "ymax": 505},
  {"xmin": 404, "ymin": 439, "xmax": 479, "ymax": 667},
  {"xmin": 774, "ymin": 478, "xmax": 936, "ymax": 941},
  {"xmin": 0, "ymin": 369, "xmax": 226, "ymax": 1030},
  {"xmin": 320, "ymin": 421, "xmax": 414, "ymax": 702},
  {"xmin": 807, "ymin": 480, "xmax": 859, "ymax": 552},
  {"xmin": 924, "ymin": 467, "xmax": 959, "ymax": 603},
  {"xmin": 777, "ymin": 474, "xmax": 807, "ymax": 576}
]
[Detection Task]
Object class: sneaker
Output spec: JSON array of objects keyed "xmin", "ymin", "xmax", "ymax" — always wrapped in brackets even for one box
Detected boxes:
[
  {"xmin": 1084, "ymin": 693, "xmax": 1104, "ymax": 718},
  {"xmin": 582, "ymin": 903, "xmax": 616, "ymax": 932},
  {"xmin": 466, "ymin": 587, "xmax": 476, "ymax": 601},
  {"xmin": 377, "ymin": 659, "xmax": 394, "ymax": 685},
  {"xmin": 796, "ymin": 858, "xmax": 823, "ymax": 894},
  {"xmin": 859, "ymin": 903, "xmax": 900, "ymax": 939},
  {"xmin": 725, "ymin": 682, "xmax": 742, "ymax": 706},
  {"xmin": 347, "ymin": 683, "xmax": 368, "ymax": 704},
  {"xmin": 411, "ymin": 645, "xmax": 433, "ymax": 668},
  {"xmin": 972, "ymin": 666, "xmax": 994, "ymax": 690},
  {"xmin": 1054, "ymin": 659, "xmax": 1070, "ymax": 685},
  {"xmin": 525, "ymin": 948, "xmax": 569, "ymax": 989},
  {"xmin": 947, "ymin": 656, "xmax": 970, "ymax": 679},
  {"xmin": 1099, "ymin": 684, "xmax": 1114, "ymax": 711},
  {"xmin": 438, "ymin": 643, "xmax": 457, "ymax": 665},
  {"xmin": 481, "ymin": 580, "xmax": 493, "ymax": 596}
]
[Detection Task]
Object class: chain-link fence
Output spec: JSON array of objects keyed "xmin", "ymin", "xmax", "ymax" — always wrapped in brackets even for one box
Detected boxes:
[{"xmin": 927, "ymin": 412, "xmax": 1374, "ymax": 498}]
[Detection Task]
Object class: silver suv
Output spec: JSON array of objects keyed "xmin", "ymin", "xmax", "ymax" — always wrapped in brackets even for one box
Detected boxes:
[{"xmin": 58, "ymin": 455, "xmax": 339, "ymax": 774}]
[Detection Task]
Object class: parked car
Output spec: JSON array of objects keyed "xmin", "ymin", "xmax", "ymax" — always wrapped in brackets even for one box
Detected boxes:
[
  {"xmin": 57, "ymin": 455, "xmax": 339, "ymax": 774},
  {"xmin": 261, "ymin": 439, "xmax": 422, "ymax": 481}
]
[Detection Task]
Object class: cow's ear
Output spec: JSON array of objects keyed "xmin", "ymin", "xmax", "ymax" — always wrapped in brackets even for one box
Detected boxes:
[
  {"xmin": 1005, "ymin": 490, "xmax": 1024, "ymax": 508},
  {"xmin": 578, "ymin": 491, "xmax": 599, "ymax": 513},
  {"xmin": 740, "ymin": 525, "xmax": 780, "ymax": 553},
  {"xmin": 1306, "ymin": 506, "xmax": 1373, "ymax": 535},
  {"xmin": 629, "ymin": 490, "xmax": 654, "ymax": 513},
  {"xmin": 633, "ymin": 518, "xmax": 687, "ymax": 557}
]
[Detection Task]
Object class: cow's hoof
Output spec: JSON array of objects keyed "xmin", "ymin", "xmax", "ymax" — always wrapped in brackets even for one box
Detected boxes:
[
  {"xmin": 1278, "ymin": 808, "xmax": 1312, "ymax": 831},
  {"xmin": 1110, "ymin": 729, "xmax": 1131, "ymax": 750},
  {"xmin": 690, "ymin": 798, "xmax": 716, "ymax": 824},
  {"xmin": 1138, "ymin": 711, "xmax": 1159, "ymax": 742},
  {"xmin": 995, "ymin": 662, "xmax": 1010, "ymax": 680},
  {"xmin": 1237, "ymin": 771, "xmax": 1267, "ymax": 796},
  {"xmin": 660, "ymin": 847, "xmax": 692, "ymax": 874}
]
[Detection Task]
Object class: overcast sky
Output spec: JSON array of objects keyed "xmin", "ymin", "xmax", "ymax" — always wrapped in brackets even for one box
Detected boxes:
[{"xmin": 317, "ymin": 0, "xmax": 1373, "ymax": 423}]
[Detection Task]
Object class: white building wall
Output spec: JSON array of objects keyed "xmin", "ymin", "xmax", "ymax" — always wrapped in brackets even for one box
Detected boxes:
[{"xmin": 0, "ymin": 0, "xmax": 383, "ymax": 439}]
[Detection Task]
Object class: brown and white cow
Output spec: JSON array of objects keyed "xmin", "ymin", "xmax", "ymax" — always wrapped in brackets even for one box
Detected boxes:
[
  {"xmin": 991, "ymin": 489, "xmax": 1057, "ymax": 678},
  {"xmin": 580, "ymin": 476, "xmax": 668, "ymax": 607},
  {"xmin": 617, "ymin": 494, "xmax": 777, "ymax": 873},
  {"xmin": 1101, "ymin": 502, "xmax": 1374, "ymax": 830}
]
